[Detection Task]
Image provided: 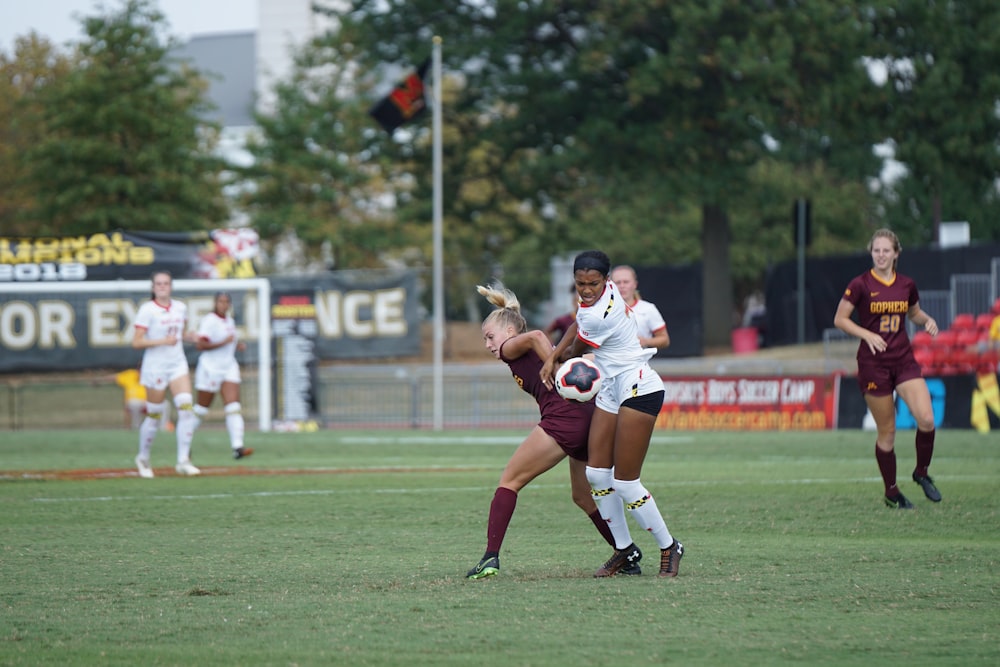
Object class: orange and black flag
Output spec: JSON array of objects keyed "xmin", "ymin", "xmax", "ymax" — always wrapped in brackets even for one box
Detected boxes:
[{"xmin": 369, "ymin": 58, "xmax": 430, "ymax": 134}]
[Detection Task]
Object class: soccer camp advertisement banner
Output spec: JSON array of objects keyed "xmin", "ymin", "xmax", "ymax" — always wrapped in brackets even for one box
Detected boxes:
[
  {"xmin": 0, "ymin": 271, "xmax": 419, "ymax": 372},
  {"xmin": 657, "ymin": 375, "xmax": 833, "ymax": 431},
  {"xmin": 0, "ymin": 229, "xmax": 260, "ymax": 282}
]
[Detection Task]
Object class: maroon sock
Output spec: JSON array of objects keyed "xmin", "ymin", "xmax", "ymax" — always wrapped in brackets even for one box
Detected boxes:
[
  {"xmin": 875, "ymin": 444, "xmax": 897, "ymax": 495},
  {"xmin": 485, "ymin": 487, "xmax": 518, "ymax": 553},
  {"xmin": 589, "ymin": 510, "xmax": 616, "ymax": 547},
  {"xmin": 914, "ymin": 429, "xmax": 935, "ymax": 477}
]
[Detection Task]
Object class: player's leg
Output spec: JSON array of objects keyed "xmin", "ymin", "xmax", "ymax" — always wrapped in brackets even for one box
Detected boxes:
[
  {"xmin": 467, "ymin": 426, "xmax": 565, "ymax": 579},
  {"xmin": 568, "ymin": 457, "xmax": 616, "ymax": 551},
  {"xmin": 896, "ymin": 377, "xmax": 941, "ymax": 502},
  {"xmin": 865, "ymin": 392, "xmax": 911, "ymax": 508},
  {"xmin": 191, "ymin": 362, "xmax": 214, "ymax": 429},
  {"xmin": 169, "ymin": 371, "xmax": 199, "ymax": 476},
  {"xmin": 614, "ymin": 390, "xmax": 682, "ymax": 577},
  {"xmin": 136, "ymin": 385, "xmax": 166, "ymax": 478},
  {"xmin": 220, "ymin": 380, "xmax": 250, "ymax": 459}
]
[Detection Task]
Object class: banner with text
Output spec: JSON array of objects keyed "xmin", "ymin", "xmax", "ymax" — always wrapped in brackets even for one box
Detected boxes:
[
  {"xmin": 0, "ymin": 229, "xmax": 260, "ymax": 281},
  {"xmin": 0, "ymin": 271, "xmax": 419, "ymax": 372},
  {"xmin": 657, "ymin": 375, "xmax": 833, "ymax": 431}
]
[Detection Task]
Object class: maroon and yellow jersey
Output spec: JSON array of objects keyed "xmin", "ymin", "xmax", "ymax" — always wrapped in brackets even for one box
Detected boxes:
[
  {"xmin": 501, "ymin": 343, "xmax": 593, "ymax": 460},
  {"xmin": 842, "ymin": 270, "xmax": 919, "ymax": 364}
]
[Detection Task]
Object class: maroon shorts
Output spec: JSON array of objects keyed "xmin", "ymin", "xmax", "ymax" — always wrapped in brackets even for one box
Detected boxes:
[
  {"xmin": 540, "ymin": 417, "xmax": 590, "ymax": 462},
  {"xmin": 856, "ymin": 357, "xmax": 923, "ymax": 397}
]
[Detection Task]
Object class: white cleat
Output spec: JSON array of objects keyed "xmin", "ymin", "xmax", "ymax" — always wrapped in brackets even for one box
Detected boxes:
[
  {"xmin": 135, "ymin": 456, "xmax": 154, "ymax": 479},
  {"xmin": 175, "ymin": 460, "xmax": 201, "ymax": 476}
]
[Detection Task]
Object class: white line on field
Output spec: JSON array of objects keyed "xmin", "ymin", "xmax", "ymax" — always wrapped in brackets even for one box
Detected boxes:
[
  {"xmin": 24, "ymin": 475, "xmax": 995, "ymax": 504},
  {"xmin": 337, "ymin": 435, "xmax": 697, "ymax": 445}
]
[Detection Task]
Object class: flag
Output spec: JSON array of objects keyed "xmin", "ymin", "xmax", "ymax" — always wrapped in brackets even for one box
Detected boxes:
[{"xmin": 368, "ymin": 58, "xmax": 431, "ymax": 134}]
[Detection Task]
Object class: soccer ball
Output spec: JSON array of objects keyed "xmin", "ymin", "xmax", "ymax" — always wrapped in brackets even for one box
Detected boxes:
[{"xmin": 554, "ymin": 357, "xmax": 602, "ymax": 402}]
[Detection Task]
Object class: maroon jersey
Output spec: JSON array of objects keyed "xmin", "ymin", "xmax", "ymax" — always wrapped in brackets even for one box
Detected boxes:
[
  {"xmin": 842, "ymin": 270, "xmax": 919, "ymax": 365},
  {"xmin": 500, "ymin": 342, "xmax": 593, "ymax": 461}
]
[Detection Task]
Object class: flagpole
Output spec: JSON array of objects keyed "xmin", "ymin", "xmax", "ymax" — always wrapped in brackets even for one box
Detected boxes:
[{"xmin": 432, "ymin": 36, "xmax": 444, "ymax": 431}]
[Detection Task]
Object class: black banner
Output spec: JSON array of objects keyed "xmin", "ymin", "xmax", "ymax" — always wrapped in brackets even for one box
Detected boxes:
[
  {"xmin": 0, "ymin": 229, "xmax": 260, "ymax": 282},
  {"xmin": 0, "ymin": 271, "xmax": 420, "ymax": 372}
]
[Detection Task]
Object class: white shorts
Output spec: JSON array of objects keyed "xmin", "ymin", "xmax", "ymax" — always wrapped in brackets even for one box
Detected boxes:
[
  {"xmin": 594, "ymin": 362, "xmax": 664, "ymax": 415},
  {"xmin": 194, "ymin": 359, "xmax": 241, "ymax": 393},
  {"xmin": 140, "ymin": 357, "xmax": 190, "ymax": 391}
]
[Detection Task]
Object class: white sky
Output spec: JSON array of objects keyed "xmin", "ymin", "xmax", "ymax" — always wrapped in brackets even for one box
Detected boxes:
[{"xmin": 0, "ymin": 0, "xmax": 257, "ymax": 52}]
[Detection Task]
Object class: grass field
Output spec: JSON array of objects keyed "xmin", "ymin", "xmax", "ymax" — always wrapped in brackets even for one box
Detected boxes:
[{"xmin": 1, "ymin": 427, "xmax": 998, "ymax": 666}]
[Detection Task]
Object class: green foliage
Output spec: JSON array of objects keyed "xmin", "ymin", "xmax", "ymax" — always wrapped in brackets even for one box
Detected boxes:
[
  {"xmin": 1, "ymin": 428, "xmax": 998, "ymax": 666},
  {"xmin": 0, "ymin": 36, "xmax": 75, "ymax": 235},
  {"xmin": 866, "ymin": 0, "xmax": 1000, "ymax": 243},
  {"xmin": 19, "ymin": 0, "xmax": 228, "ymax": 235}
]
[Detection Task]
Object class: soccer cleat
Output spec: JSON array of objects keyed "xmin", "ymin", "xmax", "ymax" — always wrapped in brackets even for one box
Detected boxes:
[
  {"xmin": 466, "ymin": 554, "xmax": 500, "ymax": 579},
  {"xmin": 658, "ymin": 540, "xmax": 684, "ymax": 577},
  {"xmin": 618, "ymin": 563, "xmax": 642, "ymax": 576},
  {"xmin": 884, "ymin": 491, "xmax": 914, "ymax": 509},
  {"xmin": 594, "ymin": 544, "xmax": 642, "ymax": 578},
  {"xmin": 135, "ymin": 456, "xmax": 154, "ymax": 479},
  {"xmin": 912, "ymin": 473, "xmax": 942, "ymax": 502},
  {"xmin": 233, "ymin": 447, "xmax": 254, "ymax": 460},
  {"xmin": 175, "ymin": 460, "xmax": 201, "ymax": 476}
]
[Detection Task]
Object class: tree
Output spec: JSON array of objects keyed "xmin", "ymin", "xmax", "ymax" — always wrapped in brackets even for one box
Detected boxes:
[
  {"xmin": 21, "ymin": 0, "xmax": 228, "ymax": 235},
  {"xmin": 339, "ymin": 0, "xmax": 882, "ymax": 341},
  {"xmin": 867, "ymin": 0, "xmax": 1000, "ymax": 244},
  {"xmin": 0, "ymin": 35, "xmax": 75, "ymax": 235}
]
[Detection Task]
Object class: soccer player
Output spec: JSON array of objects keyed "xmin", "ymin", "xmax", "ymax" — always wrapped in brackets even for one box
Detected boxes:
[
  {"xmin": 834, "ymin": 228, "xmax": 942, "ymax": 509},
  {"xmin": 540, "ymin": 250, "xmax": 684, "ymax": 578},
  {"xmin": 192, "ymin": 291, "xmax": 253, "ymax": 460},
  {"xmin": 611, "ymin": 264, "xmax": 670, "ymax": 351},
  {"xmin": 466, "ymin": 283, "xmax": 628, "ymax": 579},
  {"xmin": 132, "ymin": 270, "xmax": 200, "ymax": 477}
]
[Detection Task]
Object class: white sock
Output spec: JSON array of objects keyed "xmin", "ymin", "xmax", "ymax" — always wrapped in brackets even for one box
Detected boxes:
[
  {"xmin": 224, "ymin": 402, "xmax": 244, "ymax": 449},
  {"xmin": 174, "ymin": 393, "xmax": 195, "ymax": 464},
  {"xmin": 192, "ymin": 404, "xmax": 210, "ymax": 429},
  {"xmin": 137, "ymin": 402, "xmax": 165, "ymax": 461},
  {"xmin": 614, "ymin": 477, "xmax": 673, "ymax": 549},
  {"xmin": 586, "ymin": 466, "xmax": 633, "ymax": 549}
]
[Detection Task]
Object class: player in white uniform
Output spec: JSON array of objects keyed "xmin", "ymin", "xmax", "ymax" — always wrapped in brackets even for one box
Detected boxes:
[
  {"xmin": 192, "ymin": 292, "xmax": 253, "ymax": 460},
  {"xmin": 131, "ymin": 270, "xmax": 200, "ymax": 477},
  {"xmin": 541, "ymin": 250, "xmax": 683, "ymax": 578},
  {"xmin": 611, "ymin": 265, "xmax": 670, "ymax": 351}
]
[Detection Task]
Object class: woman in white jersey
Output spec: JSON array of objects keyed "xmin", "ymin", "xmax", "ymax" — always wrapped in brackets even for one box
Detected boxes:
[
  {"xmin": 132, "ymin": 270, "xmax": 200, "ymax": 477},
  {"xmin": 541, "ymin": 250, "xmax": 684, "ymax": 578},
  {"xmin": 610, "ymin": 265, "xmax": 670, "ymax": 351},
  {"xmin": 192, "ymin": 292, "xmax": 253, "ymax": 460}
]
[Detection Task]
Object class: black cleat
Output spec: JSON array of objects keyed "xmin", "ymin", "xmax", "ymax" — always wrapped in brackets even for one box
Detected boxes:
[
  {"xmin": 658, "ymin": 540, "xmax": 684, "ymax": 577},
  {"xmin": 233, "ymin": 447, "xmax": 254, "ymax": 460},
  {"xmin": 466, "ymin": 554, "xmax": 500, "ymax": 579},
  {"xmin": 884, "ymin": 491, "xmax": 915, "ymax": 509},
  {"xmin": 594, "ymin": 544, "xmax": 642, "ymax": 578},
  {"xmin": 912, "ymin": 473, "xmax": 942, "ymax": 502},
  {"xmin": 618, "ymin": 563, "xmax": 642, "ymax": 576}
]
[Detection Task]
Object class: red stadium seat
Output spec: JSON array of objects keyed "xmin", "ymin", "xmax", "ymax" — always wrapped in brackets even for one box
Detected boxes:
[
  {"xmin": 956, "ymin": 329, "xmax": 981, "ymax": 349},
  {"xmin": 912, "ymin": 330, "xmax": 933, "ymax": 348},
  {"xmin": 951, "ymin": 313, "xmax": 976, "ymax": 331},
  {"xmin": 975, "ymin": 313, "xmax": 995, "ymax": 332},
  {"xmin": 913, "ymin": 347, "xmax": 935, "ymax": 373},
  {"xmin": 933, "ymin": 329, "xmax": 958, "ymax": 349}
]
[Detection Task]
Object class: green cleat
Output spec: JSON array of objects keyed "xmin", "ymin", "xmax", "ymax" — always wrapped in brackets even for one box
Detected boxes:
[{"xmin": 466, "ymin": 554, "xmax": 499, "ymax": 579}]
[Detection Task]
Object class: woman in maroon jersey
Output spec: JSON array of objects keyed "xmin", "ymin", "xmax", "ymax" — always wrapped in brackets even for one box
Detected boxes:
[
  {"xmin": 465, "ymin": 282, "xmax": 626, "ymax": 579},
  {"xmin": 834, "ymin": 228, "xmax": 941, "ymax": 509}
]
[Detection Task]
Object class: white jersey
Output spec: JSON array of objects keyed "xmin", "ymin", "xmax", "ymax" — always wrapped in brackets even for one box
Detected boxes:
[
  {"xmin": 196, "ymin": 312, "xmax": 238, "ymax": 372},
  {"xmin": 134, "ymin": 298, "xmax": 188, "ymax": 367},
  {"xmin": 630, "ymin": 299, "xmax": 666, "ymax": 339},
  {"xmin": 575, "ymin": 280, "xmax": 656, "ymax": 379}
]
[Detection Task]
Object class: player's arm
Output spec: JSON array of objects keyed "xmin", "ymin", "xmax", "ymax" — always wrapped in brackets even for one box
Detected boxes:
[
  {"xmin": 131, "ymin": 325, "xmax": 175, "ymax": 350},
  {"xmin": 641, "ymin": 325, "xmax": 670, "ymax": 349},
  {"xmin": 499, "ymin": 330, "xmax": 553, "ymax": 361},
  {"xmin": 907, "ymin": 303, "xmax": 938, "ymax": 336},
  {"xmin": 540, "ymin": 321, "xmax": 584, "ymax": 387},
  {"xmin": 834, "ymin": 298, "xmax": 885, "ymax": 355}
]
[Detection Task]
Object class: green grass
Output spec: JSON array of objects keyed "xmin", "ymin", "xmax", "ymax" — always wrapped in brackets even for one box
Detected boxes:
[{"xmin": 1, "ymin": 428, "xmax": 998, "ymax": 666}]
